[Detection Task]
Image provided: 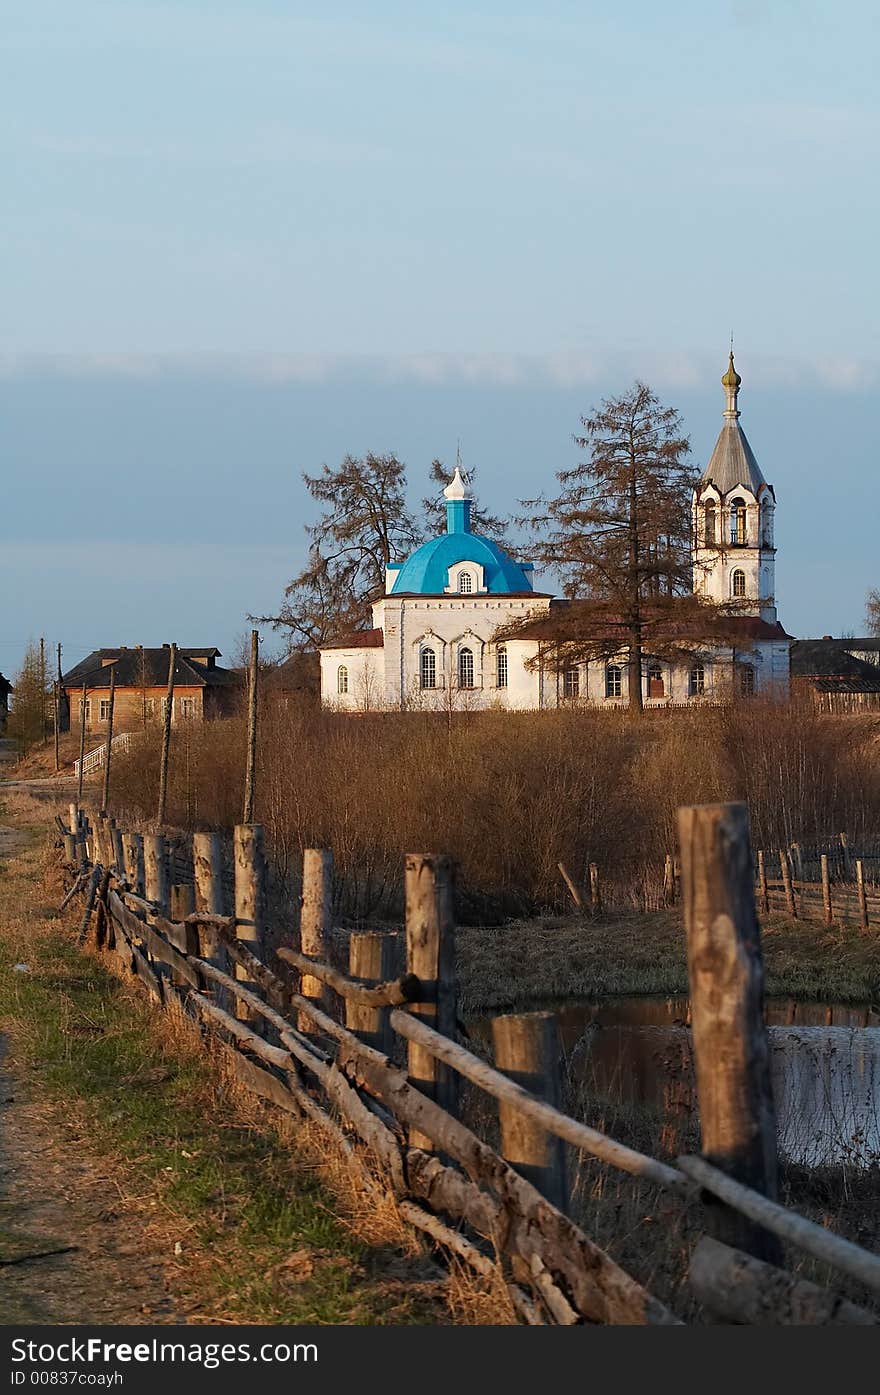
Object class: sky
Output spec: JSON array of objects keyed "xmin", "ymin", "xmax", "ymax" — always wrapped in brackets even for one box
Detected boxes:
[{"xmin": 2, "ymin": 1, "xmax": 879, "ymax": 674}]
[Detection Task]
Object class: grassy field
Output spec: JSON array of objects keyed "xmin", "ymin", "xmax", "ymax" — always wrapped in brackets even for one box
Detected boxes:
[
  {"xmin": 0, "ymin": 793, "xmax": 505, "ymax": 1325},
  {"xmin": 457, "ymin": 908, "xmax": 880, "ymax": 1015}
]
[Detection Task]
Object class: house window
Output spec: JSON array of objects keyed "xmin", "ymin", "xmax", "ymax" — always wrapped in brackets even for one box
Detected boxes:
[
  {"xmin": 458, "ymin": 646, "xmax": 474, "ymax": 689},
  {"xmin": 337, "ymin": 665, "xmax": 348, "ymax": 695},
  {"xmin": 563, "ymin": 667, "xmax": 579, "ymax": 699},
  {"xmin": 689, "ymin": 664, "xmax": 706, "ymax": 696},
  {"xmin": 648, "ymin": 665, "xmax": 664, "ymax": 698},
  {"xmin": 732, "ymin": 569, "xmax": 746, "ymax": 598},
  {"xmin": 605, "ymin": 665, "xmax": 622, "ymax": 698},
  {"xmin": 730, "ymin": 497, "xmax": 747, "ymax": 545},
  {"xmin": 739, "ymin": 664, "xmax": 755, "ymax": 697},
  {"xmin": 496, "ymin": 645, "xmax": 508, "ymax": 689},
  {"xmin": 144, "ymin": 698, "xmax": 155, "ymax": 718},
  {"xmin": 704, "ymin": 501, "xmax": 716, "ymax": 544},
  {"xmin": 179, "ymin": 697, "xmax": 194, "ymax": 720},
  {"xmin": 80, "ymin": 699, "xmax": 91, "ymax": 724},
  {"xmin": 458, "ymin": 571, "xmax": 473, "ymax": 594},
  {"xmin": 420, "ymin": 647, "xmax": 436, "ymax": 690},
  {"xmin": 99, "ymin": 699, "xmax": 111, "ymax": 721}
]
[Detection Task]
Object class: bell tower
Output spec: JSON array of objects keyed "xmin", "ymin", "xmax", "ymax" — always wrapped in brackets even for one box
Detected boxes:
[{"xmin": 693, "ymin": 352, "xmax": 777, "ymax": 621}]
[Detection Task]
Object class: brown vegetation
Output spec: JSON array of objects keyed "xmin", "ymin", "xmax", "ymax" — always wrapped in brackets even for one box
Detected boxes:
[{"xmin": 105, "ymin": 697, "xmax": 880, "ymax": 924}]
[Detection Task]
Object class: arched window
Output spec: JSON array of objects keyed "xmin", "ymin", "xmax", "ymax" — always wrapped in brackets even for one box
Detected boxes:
[
  {"xmin": 739, "ymin": 664, "xmax": 755, "ymax": 697},
  {"xmin": 704, "ymin": 500, "xmax": 716, "ymax": 544},
  {"xmin": 420, "ymin": 647, "xmax": 436, "ymax": 690},
  {"xmin": 337, "ymin": 665, "xmax": 348, "ymax": 695},
  {"xmin": 689, "ymin": 664, "xmax": 705, "ymax": 697},
  {"xmin": 563, "ymin": 667, "xmax": 579, "ymax": 699},
  {"xmin": 458, "ymin": 646, "xmax": 474, "ymax": 689},
  {"xmin": 730, "ymin": 497, "xmax": 747, "ymax": 544},
  {"xmin": 457, "ymin": 570, "xmax": 473, "ymax": 594},
  {"xmin": 732, "ymin": 569, "xmax": 746, "ymax": 598},
  {"xmin": 605, "ymin": 665, "xmax": 622, "ymax": 699},
  {"xmin": 496, "ymin": 645, "xmax": 508, "ymax": 689}
]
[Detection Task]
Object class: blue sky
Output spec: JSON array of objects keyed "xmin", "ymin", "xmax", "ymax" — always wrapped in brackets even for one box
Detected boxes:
[{"xmin": 2, "ymin": 2, "xmax": 879, "ymax": 672}]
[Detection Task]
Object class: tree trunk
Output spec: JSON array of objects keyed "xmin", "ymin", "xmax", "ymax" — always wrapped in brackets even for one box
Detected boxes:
[{"xmin": 628, "ymin": 633, "xmax": 643, "ymax": 713}]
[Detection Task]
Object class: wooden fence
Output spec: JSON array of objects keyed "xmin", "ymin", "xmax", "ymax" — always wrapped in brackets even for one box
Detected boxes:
[{"xmin": 58, "ymin": 800, "xmax": 880, "ymax": 1326}]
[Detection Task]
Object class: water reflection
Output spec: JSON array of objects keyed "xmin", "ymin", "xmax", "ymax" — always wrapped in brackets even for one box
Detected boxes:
[{"xmin": 476, "ymin": 997, "xmax": 880, "ymax": 1169}]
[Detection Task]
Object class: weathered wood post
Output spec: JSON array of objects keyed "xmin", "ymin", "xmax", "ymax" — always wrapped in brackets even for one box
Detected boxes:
[
  {"xmin": 192, "ymin": 831, "xmax": 229, "ymax": 1003},
  {"xmin": 589, "ymin": 862, "xmax": 602, "ymax": 914},
  {"xmin": 144, "ymin": 834, "xmax": 170, "ymax": 916},
  {"xmin": 405, "ymin": 853, "xmax": 457, "ymax": 1149},
  {"xmin": 100, "ymin": 666, "xmax": 116, "ymax": 815},
  {"xmin": 346, "ymin": 932, "xmax": 396, "ymax": 1054},
  {"xmin": 242, "ymin": 629, "xmax": 259, "ymax": 825},
  {"xmin": 170, "ymin": 883, "xmax": 195, "ymax": 921},
  {"xmin": 298, "ymin": 848, "xmax": 333, "ymax": 1032},
  {"xmin": 122, "ymin": 832, "xmax": 145, "ymax": 897},
  {"xmin": 756, "ymin": 849, "xmax": 770, "ymax": 916},
  {"xmin": 53, "ymin": 680, "xmax": 60, "ymax": 773},
  {"xmin": 678, "ymin": 802, "xmax": 782, "ymax": 1263},
  {"xmin": 663, "ymin": 853, "xmax": 675, "ymax": 906},
  {"xmin": 77, "ymin": 684, "xmax": 87, "ymax": 804},
  {"xmin": 821, "ymin": 854, "xmax": 833, "ymax": 928},
  {"xmin": 839, "ymin": 831, "xmax": 853, "ymax": 881},
  {"xmin": 69, "ymin": 802, "xmax": 79, "ymax": 836},
  {"xmin": 856, "ymin": 860, "xmax": 869, "ymax": 933},
  {"xmin": 234, "ymin": 824, "xmax": 267, "ymax": 1022},
  {"xmin": 62, "ymin": 833, "xmax": 78, "ymax": 865},
  {"xmin": 557, "ymin": 862, "xmax": 584, "ymax": 912},
  {"xmin": 157, "ymin": 643, "xmax": 177, "ymax": 827},
  {"xmin": 779, "ymin": 848, "xmax": 797, "ymax": 919},
  {"xmin": 790, "ymin": 842, "xmax": 804, "ymax": 888},
  {"xmin": 110, "ymin": 822, "xmax": 125, "ymax": 876},
  {"xmin": 491, "ymin": 1011, "xmax": 568, "ymax": 1211}
]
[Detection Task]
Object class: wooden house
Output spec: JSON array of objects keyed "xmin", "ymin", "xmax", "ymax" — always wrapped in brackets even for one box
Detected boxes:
[{"xmin": 61, "ymin": 646, "xmax": 241, "ymax": 735}]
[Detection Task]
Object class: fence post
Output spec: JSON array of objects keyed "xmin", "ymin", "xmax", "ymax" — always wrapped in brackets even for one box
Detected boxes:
[
  {"xmin": 68, "ymin": 803, "xmax": 79, "ymax": 836},
  {"xmin": 242, "ymin": 629, "xmax": 259, "ymax": 825},
  {"xmin": 170, "ymin": 883, "xmax": 195, "ymax": 921},
  {"xmin": 839, "ymin": 832, "xmax": 853, "ymax": 881},
  {"xmin": 299, "ymin": 849, "xmax": 333, "ymax": 1032},
  {"xmin": 144, "ymin": 834, "xmax": 170, "ymax": 916},
  {"xmin": 193, "ymin": 832, "xmax": 228, "ymax": 1002},
  {"xmin": 157, "ymin": 643, "xmax": 177, "ymax": 827},
  {"xmin": 589, "ymin": 862, "xmax": 602, "ymax": 914},
  {"xmin": 346, "ymin": 932, "xmax": 396, "ymax": 1054},
  {"xmin": 779, "ymin": 848, "xmax": 797, "ymax": 919},
  {"xmin": 404, "ymin": 853, "xmax": 457, "ymax": 1149},
  {"xmin": 62, "ymin": 833, "xmax": 78, "ymax": 865},
  {"xmin": 856, "ymin": 860, "xmax": 869, "ymax": 934},
  {"xmin": 756, "ymin": 850, "xmax": 769, "ymax": 916},
  {"xmin": 100, "ymin": 666, "xmax": 116, "ymax": 815},
  {"xmin": 820, "ymin": 854, "xmax": 833, "ymax": 928},
  {"xmin": 110, "ymin": 822, "xmax": 124, "ymax": 877},
  {"xmin": 234, "ymin": 824, "xmax": 266, "ymax": 1022},
  {"xmin": 663, "ymin": 853, "xmax": 675, "ymax": 906},
  {"xmin": 122, "ymin": 833, "xmax": 145, "ymax": 897},
  {"xmin": 491, "ymin": 1011, "xmax": 568, "ymax": 1212},
  {"xmin": 678, "ymin": 802, "xmax": 782, "ymax": 1264}
]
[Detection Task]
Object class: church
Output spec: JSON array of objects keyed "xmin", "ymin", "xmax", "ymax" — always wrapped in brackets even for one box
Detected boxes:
[{"xmin": 319, "ymin": 355, "xmax": 792, "ymax": 710}]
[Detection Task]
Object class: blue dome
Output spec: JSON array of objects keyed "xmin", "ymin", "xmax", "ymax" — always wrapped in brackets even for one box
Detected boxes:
[{"xmin": 390, "ymin": 531, "xmax": 533, "ymax": 595}]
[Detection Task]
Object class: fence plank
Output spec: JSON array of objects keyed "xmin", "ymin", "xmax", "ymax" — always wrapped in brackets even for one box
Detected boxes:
[{"xmin": 689, "ymin": 1235, "xmax": 877, "ymax": 1325}]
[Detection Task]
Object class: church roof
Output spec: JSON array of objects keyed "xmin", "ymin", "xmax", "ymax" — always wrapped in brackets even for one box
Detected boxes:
[
  {"xmin": 390, "ymin": 532, "xmax": 535, "ymax": 595},
  {"xmin": 701, "ymin": 420, "xmax": 767, "ymax": 496},
  {"xmin": 700, "ymin": 352, "xmax": 769, "ymax": 497}
]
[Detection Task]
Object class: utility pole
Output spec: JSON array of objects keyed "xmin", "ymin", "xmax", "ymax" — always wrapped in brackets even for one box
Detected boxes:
[{"xmin": 39, "ymin": 637, "xmax": 46, "ymax": 746}]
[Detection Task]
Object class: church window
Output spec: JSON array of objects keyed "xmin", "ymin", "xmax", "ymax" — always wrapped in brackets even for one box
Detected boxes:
[
  {"xmin": 458, "ymin": 571, "xmax": 473, "ymax": 594},
  {"xmin": 739, "ymin": 664, "xmax": 756, "ymax": 697},
  {"xmin": 563, "ymin": 667, "xmax": 579, "ymax": 699},
  {"xmin": 496, "ymin": 645, "xmax": 508, "ymax": 689},
  {"xmin": 420, "ymin": 647, "xmax": 437, "ymax": 690},
  {"xmin": 648, "ymin": 665, "xmax": 664, "ymax": 698},
  {"xmin": 704, "ymin": 501, "xmax": 716, "ymax": 544},
  {"xmin": 337, "ymin": 665, "xmax": 348, "ymax": 695},
  {"xmin": 689, "ymin": 664, "xmax": 705, "ymax": 696},
  {"xmin": 732, "ymin": 569, "xmax": 746, "ymax": 598},
  {"xmin": 605, "ymin": 665, "xmax": 622, "ymax": 699},
  {"xmin": 458, "ymin": 646, "xmax": 474, "ymax": 689},
  {"xmin": 730, "ymin": 498, "xmax": 747, "ymax": 544}
]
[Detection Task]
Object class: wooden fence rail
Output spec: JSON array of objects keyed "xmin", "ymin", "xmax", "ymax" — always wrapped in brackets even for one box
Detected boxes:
[{"xmin": 57, "ymin": 800, "xmax": 880, "ymax": 1327}]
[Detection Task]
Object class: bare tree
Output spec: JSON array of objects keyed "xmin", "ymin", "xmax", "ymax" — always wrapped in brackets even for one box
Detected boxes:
[
  {"xmin": 254, "ymin": 453, "xmax": 422, "ymax": 651},
  {"xmin": 865, "ymin": 588, "xmax": 880, "ymax": 637},
  {"xmin": 505, "ymin": 383, "xmax": 730, "ymax": 712}
]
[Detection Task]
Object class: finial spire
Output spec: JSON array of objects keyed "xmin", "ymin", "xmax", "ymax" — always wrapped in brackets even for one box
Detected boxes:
[{"xmin": 721, "ymin": 347, "xmax": 742, "ymax": 419}]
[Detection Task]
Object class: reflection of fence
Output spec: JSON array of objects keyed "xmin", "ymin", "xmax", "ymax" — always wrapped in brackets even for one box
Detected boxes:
[{"xmin": 59, "ymin": 800, "xmax": 880, "ymax": 1325}]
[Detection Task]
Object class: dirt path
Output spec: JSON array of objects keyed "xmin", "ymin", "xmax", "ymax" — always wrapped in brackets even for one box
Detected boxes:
[{"xmin": 0, "ymin": 1046, "xmax": 182, "ymax": 1324}]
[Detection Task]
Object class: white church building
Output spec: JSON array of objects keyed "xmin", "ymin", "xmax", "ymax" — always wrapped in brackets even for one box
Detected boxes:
[{"xmin": 319, "ymin": 355, "xmax": 791, "ymax": 710}]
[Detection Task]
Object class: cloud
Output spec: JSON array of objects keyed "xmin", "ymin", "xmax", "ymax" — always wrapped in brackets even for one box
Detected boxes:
[{"xmin": 0, "ymin": 349, "xmax": 877, "ymax": 394}]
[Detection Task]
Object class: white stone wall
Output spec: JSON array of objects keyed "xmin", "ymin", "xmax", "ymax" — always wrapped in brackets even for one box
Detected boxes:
[
  {"xmin": 693, "ymin": 484, "xmax": 777, "ymax": 621},
  {"xmin": 319, "ymin": 646, "xmax": 385, "ymax": 710}
]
